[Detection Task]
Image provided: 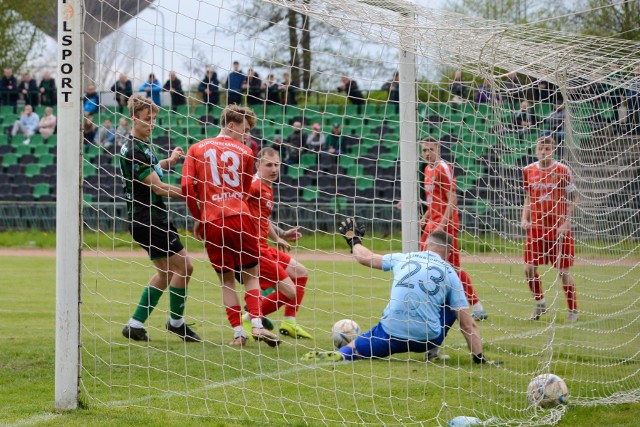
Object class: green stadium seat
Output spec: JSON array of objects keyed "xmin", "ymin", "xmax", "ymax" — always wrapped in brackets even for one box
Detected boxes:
[
  {"xmin": 33, "ymin": 145, "xmax": 50, "ymax": 156},
  {"xmin": 301, "ymin": 186, "xmax": 319, "ymax": 202},
  {"xmin": 344, "ymin": 164, "xmax": 364, "ymax": 177},
  {"xmin": 33, "ymin": 183, "xmax": 51, "ymax": 199},
  {"xmin": 14, "ymin": 144, "xmax": 31, "ymax": 156},
  {"xmin": 355, "ymin": 176, "xmax": 375, "ymax": 189},
  {"xmin": 36, "ymin": 153, "xmax": 55, "ymax": 166},
  {"xmin": 24, "ymin": 163, "xmax": 43, "ymax": 178},
  {"xmin": 1, "ymin": 153, "xmax": 19, "ymax": 167},
  {"xmin": 83, "ymin": 194, "xmax": 94, "ymax": 204},
  {"xmin": 299, "ymin": 153, "xmax": 317, "ymax": 169},
  {"xmin": 83, "ymin": 162, "xmax": 97, "ymax": 177},
  {"xmin": 286, "ymin": 165, "xmax": 304, "ymax": 180}
]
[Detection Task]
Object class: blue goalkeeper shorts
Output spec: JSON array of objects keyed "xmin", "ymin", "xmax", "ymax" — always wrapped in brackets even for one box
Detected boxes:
[{"xmin": 344, "ymin": 306, "xmax": 457, "ymax": 359}]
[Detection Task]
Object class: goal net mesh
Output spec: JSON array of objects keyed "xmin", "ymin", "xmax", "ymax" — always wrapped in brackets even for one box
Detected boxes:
[{"xmin": 79, "ymin": 0, "xmax": 640, "ymax": 425}]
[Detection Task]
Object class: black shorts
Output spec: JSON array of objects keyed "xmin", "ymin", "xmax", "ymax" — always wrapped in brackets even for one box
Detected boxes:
[{"xmin": 130, "ymin": 222, "xmax": 184, "ymax": 260}]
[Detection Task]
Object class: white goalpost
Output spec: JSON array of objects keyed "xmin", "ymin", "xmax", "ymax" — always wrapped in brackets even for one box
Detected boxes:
[
  {"xmin": 55, "ymin": 0, "xmax": 83, "ymax": 411},
  {"xmin": 56, "ymin": 0, "xmax": 640, "ymax": 424}
]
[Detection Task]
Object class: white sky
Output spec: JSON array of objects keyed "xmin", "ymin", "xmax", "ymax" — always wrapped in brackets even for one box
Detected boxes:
[{"xmin": 38, "ymin": 0, "xmax": 445, "ymax": 90}]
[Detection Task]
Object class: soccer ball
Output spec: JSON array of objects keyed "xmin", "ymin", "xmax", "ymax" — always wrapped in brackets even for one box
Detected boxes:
[
  {"xmin": 526, "ymin": 374, "xmax": 569, "ymax": 408},
  {"xmin": 331, "ymin": 319, "xmax": 361, "ymax": 349}
]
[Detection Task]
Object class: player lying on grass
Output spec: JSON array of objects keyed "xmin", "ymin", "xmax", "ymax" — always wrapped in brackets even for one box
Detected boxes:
[
  {"xmin": 182, "ymin": 105, "xmax": 280, "ymax": 347},
  {"xmin": 242, "ymin": 146, "xmax": 312, "ymax": 339},
  {"xmin": 302, "ymin": 220, "xmax": 499, "ymax": 365}
]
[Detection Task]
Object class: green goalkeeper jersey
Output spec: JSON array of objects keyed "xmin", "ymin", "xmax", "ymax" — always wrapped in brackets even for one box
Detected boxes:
[{"xmin": 118, "ymin": 136, "xmax": 169, "ymax": 227}]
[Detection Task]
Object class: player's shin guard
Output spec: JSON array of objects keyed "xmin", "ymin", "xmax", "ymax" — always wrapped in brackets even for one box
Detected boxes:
[
  {"xmin": 529, "ymin": 273, "xmax": 544, "ymax": 300},
  {"xmin": 260, "ymin": 291, "xmax": 288, "ymax": 316},
  {"xmin": 226, "ymin": 305, "xmax": 242, "ymax": 328},
  {"xmin": 563, "ymin": 282, "xmax": 577, "ymax": 311},
  {"xmin": 284, "ymin": 276, "xmax": 307, "ymax": 317},
  {"xmin": 244, "ymin": 289, "xmax": 262, "ymax": 319},
  {"xmin": 458, "ymin": 269, "xmax": 479, "ymax": 306},
  {"xmin": 131, "ymin": 286, "xmax": 164, "ymax": 324}
]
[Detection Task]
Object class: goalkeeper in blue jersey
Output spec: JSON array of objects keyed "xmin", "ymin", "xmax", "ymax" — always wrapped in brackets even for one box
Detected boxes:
[{"xmin": 302, "ymin": 220, "xmax": 498, "ymax": 365}]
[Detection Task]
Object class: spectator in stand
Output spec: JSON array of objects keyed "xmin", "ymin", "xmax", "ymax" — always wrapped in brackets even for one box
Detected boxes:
[
  {"xmin": 513, "ymin": 100, "xmax": 537, "ymax": 138},
  {"xmin": 242, "ymin": 68, "xmax": 265, "ymax": 105},
  {"xmin": 327, "ymin": 123, "xmax": 344, "ymax": 155},
  {"xmin": 83, "ymin": 84, "xmax": 100, "ymax": 115},
  {"xmin": 547, "ymin": 103, "xmax": 566, "ymax": 143},
  {"xmin": 225, "ymin": 61, "xmax": 245, "ymax": 105},
  {"xmin": 307, "ymin": 123, "xmax": 326, "ymax": 152},
  {"xmin": 279, "ymin": 72, "xmax": 298, "ymax": 106},
  {"xmin": 139, "ymin": 73, "xmax": 161, "ymax": 106},
  {"xmin": 83, "ymin": 113, "xmax": 97, "ymax": 152},
  {"xmin": 18, "ymin": 72, "xmax": 39, "ymax": 107},
  {"xmin": 504, "ymin": 72, "xmax": 524, "ymax": 107},
  {"xmin": 536, "ymin": 80, "xmax": 552, "ymax": 103},
  {"xmin": 38, "ymin": 106, "xmax": 57, "ymax": 142},
  {"xmin": 244, "ymin": 131, "xmax": 260, "ymax": 158},
  {"xmin": 271, "ymin": 133, "xmax": 285, "ymax": 161},
  {"xmin": 450, "ymin": 70, "xmax": 469, "ymax": 103},
  {"xmin": 266, "ymin": 74, "xmax": 281, "ymax": 105},
  {"xmin": 10, "ymin": 104, "xmax": 39, "ymax": 145},
  {"xmin": 381, "ymin": 71, "xmax": 399, "ymax": 113},
  {"xmin": 163, "ymin": 71, "xmax": 186, "ymax": 112},
  {"xmin": 0, "ymin": 68, "xmax": 18, "ymax": 108},
  {"xmin": 338, "ymin": 76, "xmax": 365, "ymax": 114},
  {"xmin": 111, "ymin": 73, "xmax": 133, "ymax": 113},
  {"xmin": 115, "ymin": 117, "xmax": 131, "ymax": 150},
  {"xmin": 284, "ymin": 120, "xmax": 307, "ymax": 166},
  {"xmin": 475, "ymin": 78, "xmax": 499, "ymax": 104},
  {"xmin": 626, "ymin": 68, "xmax": 640, "ymax": 134},
  {"xmin": 94, "ymin": 118, "xmax": 116, "ymax": 150},
  {"xmin": 198, "ymin": 67, "xmax": 220, "ymax": 110},
  {"xmin": 39, "ymin": 71, "xmax": 57, "ymax": 107}
]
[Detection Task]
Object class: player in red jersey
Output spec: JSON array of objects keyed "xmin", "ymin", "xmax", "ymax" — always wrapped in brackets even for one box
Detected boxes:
[
  {"xmin": 418, "ymin": 137, "xmax": 488, "ymax": 321},
  {"xmin": 244, "ymin": 146, "xmax": 313, "ymax": 339},
  {"xmin": 182, "ymin": 105, "xmax": 280, "ymax": 347},
  {"xmin": 521, "ymin": 136, "xmax": 579, "ymax": 322}
]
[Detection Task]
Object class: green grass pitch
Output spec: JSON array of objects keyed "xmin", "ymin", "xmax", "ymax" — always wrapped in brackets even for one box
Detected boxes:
[{"xmin": 1, "ymin": 253, "xmax": 639, "ymax": 426}]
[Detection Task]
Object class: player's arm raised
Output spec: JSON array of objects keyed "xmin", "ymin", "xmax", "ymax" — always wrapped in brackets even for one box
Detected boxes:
[{"xmin": 338, "ymin": 218, "xmax": 383, "ymax": 270}]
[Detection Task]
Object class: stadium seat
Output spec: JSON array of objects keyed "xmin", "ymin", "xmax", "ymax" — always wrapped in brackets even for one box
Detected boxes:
[{"xmin": 33, "ymin": 183, "xmax": 51, "ymax": 200}]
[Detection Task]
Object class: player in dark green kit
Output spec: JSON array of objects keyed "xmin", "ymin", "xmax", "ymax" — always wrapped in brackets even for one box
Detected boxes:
[{"xmin": 119, "ymin": 93, "xmax": 201, "ymax": 342}]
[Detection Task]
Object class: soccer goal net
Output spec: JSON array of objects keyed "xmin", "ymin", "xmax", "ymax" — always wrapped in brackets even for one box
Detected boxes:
[{"xmin": 57, "ymin": 0, "xmax": 640, "ymax": 425}]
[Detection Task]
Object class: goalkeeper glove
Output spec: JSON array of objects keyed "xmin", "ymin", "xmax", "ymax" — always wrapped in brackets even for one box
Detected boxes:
[{"xmin": 338, "ymin": 218, "xmax": 366, "ymax": 252}]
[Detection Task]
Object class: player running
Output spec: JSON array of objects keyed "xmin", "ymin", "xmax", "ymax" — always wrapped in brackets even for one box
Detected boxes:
[
  {"xmin": 182, "ymin": 105, "xmax": 280, "ymax": 347},
  {"xmin": 521, "ymin": 135, "xmax": 579, "ymax": 322},
  {"xmin": 419, "ymin": 137, "xmax": 488, "ymax": 321},
  {"xmin": 244, "ymin": 146, "xmax": 312, "ymax": 339},
  {"xmin": 302, "ymin": 220, "xmax": 499, "ymax": 365}
]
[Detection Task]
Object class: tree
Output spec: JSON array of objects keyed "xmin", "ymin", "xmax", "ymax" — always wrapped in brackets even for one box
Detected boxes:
[
  {"xmin": 0, "ymin": 0, "xmax": 54, "ymax": 72},
  {"xmin": 227, "ymin": 1, "xmax": 395, "ymax": 91},
  {"xmin": 445, "ymin": 0, "xmax": 572, "ymax": 29},
  {"xmin": 571, "ymin": 0, "xmax": 640, "ymax": 41}
]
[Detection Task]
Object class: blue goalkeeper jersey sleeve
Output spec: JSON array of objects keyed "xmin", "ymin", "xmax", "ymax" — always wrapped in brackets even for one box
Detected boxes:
[{"xmin": 379, "ymin": 251, "xmax": 468, "ymax": 341}]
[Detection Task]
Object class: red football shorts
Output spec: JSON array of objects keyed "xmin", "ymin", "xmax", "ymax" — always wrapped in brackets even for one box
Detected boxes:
[
  {"xmin": 203, "ymin": 213, "xmax": 260, "ymax": 272},
  {"xmin": 257, "ymin": 245, "xmax": 292, "ymax": 290},
  {"xmin": 525, "ymin": 229, "xmax": 574, "ymax": 270},
  {"xmin": 419, "ymin": 221, "xmax": 461, "ymax": 268}
]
